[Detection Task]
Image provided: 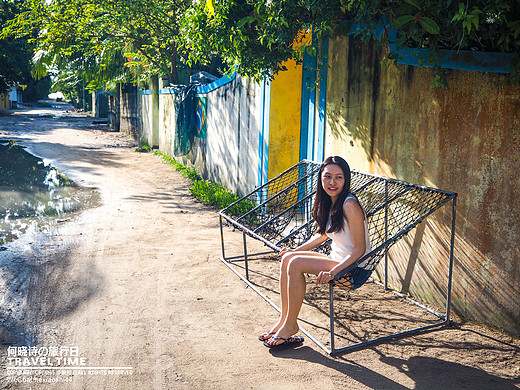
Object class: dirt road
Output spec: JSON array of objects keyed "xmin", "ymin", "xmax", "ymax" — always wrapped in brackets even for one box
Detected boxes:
[{"xmin": 0, "ymin": 104, "xmax": 519, "ymax": 389}]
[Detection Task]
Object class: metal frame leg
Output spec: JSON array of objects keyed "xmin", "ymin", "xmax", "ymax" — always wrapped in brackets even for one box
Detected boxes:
[
  {"xmin": 243, "ymin": 232, "xmax": 249, "ymax": 280},
  {"xmin": 220, "ymin": 215, "xmax": 275, "ymax": 262},
  {"xmin": 445, "ymin": 196, "xmax": 457, "ymax": 324},
  {"xmin": 384, "ymin": 180, "xmax": 389, "ymax": 290},
  {"xmin": 219, "ymin": 215, "xmax": 227, "ymax": 260},
  {"xmin": 329, "ymin": 283, "xmax": 335, "ymax": 354}
]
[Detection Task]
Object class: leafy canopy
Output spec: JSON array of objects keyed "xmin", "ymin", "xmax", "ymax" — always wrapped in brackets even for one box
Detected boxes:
[
  {"xmin": 0, "ymin": 0, "xmax": 34, "ymax": 93},
  {"xmin": 2, "ymin": 0, "xmax": 519, "ymax": 93},
  {"xmin": 342, "ymin": 0, "xmax": 520, "ymax": 54},
  {"xmin": 181, "ymin": 0, "xmax": 340, "ymax": 81},
  {"xmin": 182, "ymin": 0, "xmax": 520, "ymax": 81},
  {"xmin": 2, "ymin": 0, "xmax": 197, "ymax": 94}
]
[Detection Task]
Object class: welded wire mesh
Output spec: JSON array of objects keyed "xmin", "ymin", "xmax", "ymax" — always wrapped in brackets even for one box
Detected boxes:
[
  {"xmin": 348, "ymin": 177, "xmax": 453, "ymax": 277},
  {"xmin": 220, "ymin": 160, "xmax": 455, "ymax": 289},
  {"xmin": 222, "ymin": 161, "xmax": 320, "ymax": 243}
]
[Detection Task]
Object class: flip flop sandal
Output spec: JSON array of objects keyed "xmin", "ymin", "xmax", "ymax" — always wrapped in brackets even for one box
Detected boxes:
[
  {"xmin": 263, "ymin": 336, "xmax": 304, "ymax": 350},
  {"xmin": 258, "ymin": 331, "xmax": 276, "ymax": 341}
]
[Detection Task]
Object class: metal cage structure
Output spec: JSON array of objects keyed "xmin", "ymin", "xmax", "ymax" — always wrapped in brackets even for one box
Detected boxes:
[{"xmin": 219, "ymin": 160, "xmax": 457, "ymax": 355}]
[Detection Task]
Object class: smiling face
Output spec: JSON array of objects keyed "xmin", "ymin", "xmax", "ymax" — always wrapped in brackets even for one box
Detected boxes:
[{"xmin": 321, "ymin": 164, "xmax": 345, "ymax": 203}]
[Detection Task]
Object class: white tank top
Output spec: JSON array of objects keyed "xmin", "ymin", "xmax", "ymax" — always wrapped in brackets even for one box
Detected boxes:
[{"xmin": 326, "ymin": 195, "xmax": 371, "ymax": 268}]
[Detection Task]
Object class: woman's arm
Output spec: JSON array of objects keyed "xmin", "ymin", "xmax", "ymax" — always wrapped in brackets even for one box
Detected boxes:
[
  {"xmin": 279, "ymin": 232, "xmax": 329, "ymax": 256},
  {"xmin": 328, "ymin": 198, "xmax": 367, "ymax": 277}
]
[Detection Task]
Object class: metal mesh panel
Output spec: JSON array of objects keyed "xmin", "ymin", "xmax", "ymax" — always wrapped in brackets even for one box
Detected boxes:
[
  {"xmin": 220, "ymin": 160, "xmax": 455, "ymax": 289},
  {"xmin": 222, "ymin": 161, "xmax": 320, "ymax": 243},
  {"xmin": 350, "ymin": 177, "xmax": 452, "ymax": 277}
]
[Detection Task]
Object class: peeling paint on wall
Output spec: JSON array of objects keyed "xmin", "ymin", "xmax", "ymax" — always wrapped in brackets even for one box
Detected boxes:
[{"xmin": 326, "ymin": 35, "xmax": 520, "ymax": 336}]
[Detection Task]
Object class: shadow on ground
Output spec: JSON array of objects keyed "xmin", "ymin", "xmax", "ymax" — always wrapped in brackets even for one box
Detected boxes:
[{"xmin": 270, "ymin": 346, "xmax": 519, "ymax": 389}]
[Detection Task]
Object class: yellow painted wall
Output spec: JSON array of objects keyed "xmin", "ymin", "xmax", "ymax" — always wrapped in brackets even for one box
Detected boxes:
[{"xmin": 267, "ymin": 59, "xmax": 303, "ymax": 180}]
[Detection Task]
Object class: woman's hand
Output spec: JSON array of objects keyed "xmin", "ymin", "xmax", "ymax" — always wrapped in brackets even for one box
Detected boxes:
[
  {"xmin": 279, "ymin": 247, "xmax": 295, "ymax": 257},
  {"xmin": 316, "ymin": 270, "xmax": 336, "ymax": 285}
]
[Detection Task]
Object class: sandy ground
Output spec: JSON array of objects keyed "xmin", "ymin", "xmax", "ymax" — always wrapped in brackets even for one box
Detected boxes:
[{"xmin": 0, "ymin": 103, "xmax": 519, "ymax": 389}]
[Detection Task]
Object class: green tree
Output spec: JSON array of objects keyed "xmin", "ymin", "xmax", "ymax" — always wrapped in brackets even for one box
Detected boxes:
[
  {"xmin": 182, "ymin": 0, "xmax": 520, "ymax": 81},
  {"xmin": 341, "ymin": 0, "xmax": 520, "ymax": 54},
  {"xmin": 182, "ymin": 0, "xmax": 341, "ymax": 81},
  {"xmin": 2, "ymin": 0, "xmax": 198, "ymax": 95},
  {"xmin": 3, "ymin": 0, "xmax": 519, "ymax": 92},
  {"xmin": 0, "ymin": 0, "xmax": 34, "ymax": 93},
  {"xmin": 88, "ymin": 0, "xmax": 194, "ymax": 84}
]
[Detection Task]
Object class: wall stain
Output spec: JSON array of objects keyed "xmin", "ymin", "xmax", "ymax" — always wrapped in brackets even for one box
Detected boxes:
[{"xmin": 325, "ymin": 35, "xmax": 520, "ymax": 337}]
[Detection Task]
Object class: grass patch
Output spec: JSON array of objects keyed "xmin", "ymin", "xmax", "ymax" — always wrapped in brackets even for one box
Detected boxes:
[
  {"xmin": 154, "ymin": 151, "xmax": 241, "ymax": 209},
  {"xmin": 189, "ymin": 180, "xmax": 240, "ymax": 209},
  {"xmin": 155, "ymin": 151, "xmax": 201, "ymax": 181},
  {"xmin": 135, "ymin": 140, "xmax": 153, "ymax": 153}
]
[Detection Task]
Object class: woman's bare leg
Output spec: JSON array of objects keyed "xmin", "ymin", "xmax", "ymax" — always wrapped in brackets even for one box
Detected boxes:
[
  {"xmin": 259, "ymin": 251, "xmax": 295, "ymax": 339},
  {"xmin": 264, "ymin": 252, "xmax": 338, "ymax": 346}
]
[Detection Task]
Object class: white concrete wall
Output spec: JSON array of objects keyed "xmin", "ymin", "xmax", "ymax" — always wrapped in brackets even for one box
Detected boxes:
[
  {"xmin": 140, "ymin": 93, "xmax": 153, "ymax": 147},
  {"xmin": 204, "ymin": 76, "xmax": 262, "ymax": 196},
  {"xmin": 158, "ymin": 93, "xmax": 175, "ymax": 155},
  {"xmin": 140, "ymin": 75, "xmax": 262, "ymax": 197},
  {"xmin": 8, "ymin": 88, "xmax": 17, "ymax": 102}
]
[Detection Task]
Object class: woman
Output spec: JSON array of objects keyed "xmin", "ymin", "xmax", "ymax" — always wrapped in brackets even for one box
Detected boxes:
[{"xmin": 261, "ymin": 156, "xmax": 371, "ymax": 350}]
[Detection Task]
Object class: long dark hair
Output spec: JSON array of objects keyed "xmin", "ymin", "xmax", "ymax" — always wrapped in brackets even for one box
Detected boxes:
[{"xmin": 311, "ymin": 156, "xmax": 352, "ymax": 234}]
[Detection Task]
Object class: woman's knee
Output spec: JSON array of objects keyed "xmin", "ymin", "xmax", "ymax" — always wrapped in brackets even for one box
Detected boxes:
[
  {"xmin": 287, "ymin": 256, "xmax": 307, "ymax": 276},
  {"xmin": 280, "ymin": 252, "xmax": 297, "ymax": 270}
]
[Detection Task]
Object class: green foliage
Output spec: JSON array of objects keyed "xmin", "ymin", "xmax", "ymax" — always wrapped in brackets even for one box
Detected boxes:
[
  {"xmin": 21, "ymin": 74, "xmax": 52, "ymax": 102},
  {"xmin": 341, "ymin": 1, "xmax": 520, "ymax": 55},
  {"xmin": 343, "ymin": 1, "xmax": 520, "ymax": 83},
  {"xmin": 153, "ymin": 150, "xmax": 243, "ymax": 209},
  {"xmin": 136, "ymin": 140, "xmax": 153, "ymax": 153},
  {"xmin": 1, "ymin": 0, "xmax": 201, "ymax": 98},
  {"xmin": 0, "ymin": 0, "xmax": 34, "ymax": 93},
  {"xmin": 181, "ymin": 0, "xmax": 340, "ymax": 81},
  {"xmin": 430, "ymin": 67, "xmax": 450, "ymax": 88},
  {"xmin": 3, "ymin": 0, "xmax": 129, "ymax": 98},
  {"xmin": 189, "ymin": 180, "xmax": 241, "ymax": 209},
  {"xmin": 154, "ymin": 151, "xmax": 202, "ymax": 181},
  {"xmin": 2, "ymin": 0, "xmax": 519, "ymax": 93},
  {"xmin": 225, "ymin": 198, "xmax": 257, "ymax": 219},
  {"xmin": 182, "ymin": 0, "xmax": 519, "ymax": 82}
]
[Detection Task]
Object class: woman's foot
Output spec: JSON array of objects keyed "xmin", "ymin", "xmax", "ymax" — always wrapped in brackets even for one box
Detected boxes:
[
  {"xmin": 258, "ymin": 330, "xmax": 276, "ymax": 341},
  {"xmin": 258, "ymin": 321, "xmax": 284, "ymax": 341},
  {"xmin": 264, "ymin": 324, "xmax": 299, "ymax": 346}
]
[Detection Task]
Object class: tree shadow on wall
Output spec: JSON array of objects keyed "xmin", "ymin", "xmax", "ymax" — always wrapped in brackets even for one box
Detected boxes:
[{"xmin": 325, "ymin": 36, "xmax": 380, "ymax": 159}]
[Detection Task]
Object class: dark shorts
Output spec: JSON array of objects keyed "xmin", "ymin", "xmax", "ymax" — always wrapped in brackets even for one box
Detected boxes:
[{"xmin": 334, "ymin": 267, "xmax": 372, "ymax": 290}]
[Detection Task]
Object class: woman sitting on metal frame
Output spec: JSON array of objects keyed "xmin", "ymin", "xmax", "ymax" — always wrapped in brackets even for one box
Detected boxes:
[{"xmin": 260, "ymin": 156, "xmax": 371, "ymax": 350}]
